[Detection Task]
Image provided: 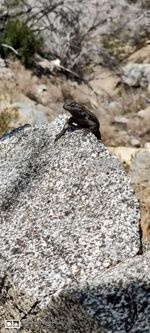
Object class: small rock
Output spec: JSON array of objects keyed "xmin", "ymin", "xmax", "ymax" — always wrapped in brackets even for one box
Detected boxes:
[
  {"xmin": 12, "ymin": 102, "xmax": 48, "ymax": 125},
  {"xmin": 144, "ymin": 142, "xmax": 150, "ymax": 149},
  {"xmin": 0, "ymin": 61, "xmax": 14, "ymax": 80},
  {"xmin": 137, "ymin": 107, "xmax": 150, "ymax": 121},
  {"xmin": 122, "ymin": 63, "xmax": 150, "ymax": 87},
  {"xmin": 112, "ymin": 116, "xmax": 129, "ymax": 124},
  {"xmin": 0, "ymin": 57, "xmax": 6, "ymax": 68},
  {"xmin": 103, "ymin": 260, "xmax": 111, "ymax": 268},
  {"xmin": 111, "ymin": 116, "xmax": 129, "ymax": 130},
  {"xmin": 129, "ymin": 150, "xmax": 150, "ymax": 185},
  {"xmin": 108, "ymin": 101, "xmax": 122, "ymax": 115},
  {"xmin": 108, "ymin": 146, "xmax": 150, "ymax": 169},
  {"xmin": 130, "ymin": 137, "xmax": 141, "ymax": 148},
  {"xmin": 36, "ymin": 84, "xmax": 47, "ymax": 95}
]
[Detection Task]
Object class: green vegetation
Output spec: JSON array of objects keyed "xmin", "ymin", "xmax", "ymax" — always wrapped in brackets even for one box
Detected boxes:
[
  {"xmin": 2, "ymin": 19, "xmax": 43, "ymax": 67},
  {"xmin": 141, "ymin": 0, "xmax": 150, "ymax": 8},
  {"xmin": 103, "ymin": 37, "xmax": 119, "ymax": 56},
  {"xmin": 102, "ymin": 37, "xmax": 129, "ymax": 61},
  {"xmin": 4, "ymin": 0, "xmax": 23, "ymax": 8},
  {"xmin": 127, "ymin": 0, "xmax": 150, "ymax": 7},
  {"xmin": 127, "ymin": 0, "xmax": 138, "ymax": 4},
  {"xmin": 0, "ymin": 110, "xmax": 12, "ymax": 136},
  {"xmin": 0, "ymin": 102, "xmax": 19, "ymax": 136}
]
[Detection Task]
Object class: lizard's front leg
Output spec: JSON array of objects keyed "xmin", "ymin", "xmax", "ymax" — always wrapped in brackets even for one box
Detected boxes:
[{"xmin": 55, "ymin": 116, "xmax": 74, "ymax": 141}]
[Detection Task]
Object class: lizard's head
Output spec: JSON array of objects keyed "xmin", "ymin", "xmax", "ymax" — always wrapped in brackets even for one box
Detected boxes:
[{"xmin": 63, "ymin": 101, "xmax": 81, "ymax": 113}]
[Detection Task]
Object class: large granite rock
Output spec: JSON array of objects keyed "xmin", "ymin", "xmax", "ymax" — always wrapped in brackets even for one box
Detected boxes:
[
  {"xmin": 0, "ymin": 117, "xmax": 141, "ymax": 331},
  {"xmin": 1, "ymin": 252, "xmax": 150, "ymax": 333},
  {"xmin": 28, "ymin": 251, "xmax": 150, "ymax": 333}
]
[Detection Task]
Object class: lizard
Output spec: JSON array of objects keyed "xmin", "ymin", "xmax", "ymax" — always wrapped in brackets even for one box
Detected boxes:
[{"xmin": 55, "ymin": 101, "xmax": 101, "ymax": 141}]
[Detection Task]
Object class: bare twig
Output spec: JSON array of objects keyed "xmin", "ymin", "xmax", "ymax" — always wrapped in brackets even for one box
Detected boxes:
[{"xmin": 1, "ymin": 43, "xmax": 20, "ymax": 56}]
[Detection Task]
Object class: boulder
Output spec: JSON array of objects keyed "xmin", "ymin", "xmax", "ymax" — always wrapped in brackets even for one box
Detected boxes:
[
  {"xmin": 0, "ymin": 117, "xmax": 141, "ymax": 331},
  {"xmin": 137, "ymin": 106, "xmax": 150, "ymax": 122},
  {"xmin": 144, "ymin": 142, "xmax": 150, "ymax": 149},
  {"xmin": 1, "ymin": 252, "xmax": 150, "ymax": 332},
  {"xmin": 13, "ymin": 102, "xmax": 48, "ymax": 125},
  {"xmin": 130, "ymin": 137, "xmax": 141, "ymax": 148},
  {"xmin": 129, "ymin": 150, "xmax": 150, "ymax": 186},
  {"xmin": 108, "ymin": 146, "xmax": 150, "ymax": 169},
  {"xmin": 122, "ymin": 63, "xmax": 150, "ymax": 88}
]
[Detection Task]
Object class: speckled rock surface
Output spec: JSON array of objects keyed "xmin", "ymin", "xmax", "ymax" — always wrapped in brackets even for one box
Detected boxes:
[
  {"xmin": 29, "ymin": 251, "xmax": 149, "ymax": 333},
  {"xmin": 0, "ymin": 116, "xmax": 140, "ymax": 308},
  {"xmin": 1, "ymin": 252, "xmax": 150, "ymax": 332},
  {"xmin": 122, "ymin": 63, "xmax": 150, "ymax": 88}
]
